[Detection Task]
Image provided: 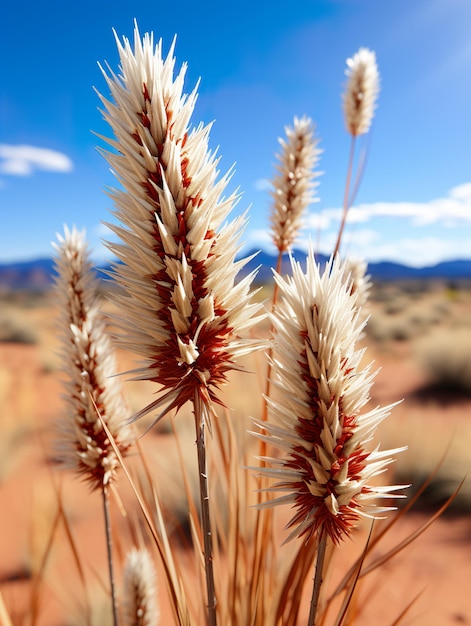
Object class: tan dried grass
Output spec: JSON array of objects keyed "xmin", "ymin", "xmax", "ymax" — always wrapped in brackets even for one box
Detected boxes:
[
  {"xmin": 1, "ymin": 284, "xmax": 470, "ymax": 625},
  {"xmin": 415, "ymin": 326, "xmax": 471, "ymax": 394}
]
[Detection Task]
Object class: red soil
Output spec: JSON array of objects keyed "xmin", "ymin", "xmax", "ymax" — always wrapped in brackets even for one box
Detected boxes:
[{"xmin": 0, "ymin": 341, "xmax": 470, "ymax": 625}]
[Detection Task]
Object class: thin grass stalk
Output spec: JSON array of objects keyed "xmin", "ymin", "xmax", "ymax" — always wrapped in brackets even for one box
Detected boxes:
[
  {"xmin": 194, "ymin": 393, "xmax": 217, "ymax": 626},
  {"xmin": 274, "ymin": 539, "xmax": 318, "ymax": 625},
  {"xmin": 328, "ymin": 449, "xmax": 451, "ymax": 602},
  {"xmin": 151, "ymin": 412, "xmax": 210, "ymax": 623},
  {"xmin": 102, "ymin": 486, "xmax": 118, "ymax": 626},
  {"xmin": 40, "ymin": 432, "xmax": 93, "ymax": 625},
  {"xmin": 388, "ymin": 589, "xmax": 425, "ymax": 626},
  {"xmin": 167, "ymin": 420, "xmax": 205, "ymax": 553},
  {"xmin": 29, "ymin": 503, "xmax": 62, "ymax": 626},
  {"xmin": 0, "ymin": 592, "xmax": 13, "ymax": 626},
  {"xmin": 332, "ymin": 136, "xmax": 355, "ymax": 257},
  {"xmin": 250, "ymin": 248, "xmax": 282, "ymax": 624},
  {"xmin": 332, "ymin": 523, "xmax": 374, "ymax": 626},
  {"xmin": 324, "ymin": 482, "xmax": 463, "ymax": 626},
  {"xmin": 262, "ymin": 248, "xmax": 284, "ymax": 425},
  {"xmin": 93, "ymin": 400, "xmax": 191, "ymax": 625},
  {"xmin": 359, "ymin": 480, "xmax": 464, "ymax": 579},
  {"xmin": 211, "ymin": 413, "xmax": 240, "ymax": 625},
  {"xmin": 346, "ymin": 135, "xmax": 370, "ymax": 209},
  {"xmin": 308, "ymin": 533, "xmax": 327, "ymax": 626},
  {"xmin": 53, "ymin": 481, "xmax": 93, "ymax": 626}
]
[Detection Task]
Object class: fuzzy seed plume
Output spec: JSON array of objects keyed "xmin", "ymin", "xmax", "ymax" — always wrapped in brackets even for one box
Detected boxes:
[
  {"xmin": 122, "ymin": 547, "xmax": 159, "ymax": 626},
  {"xmin": 53, "ymin": 226, "xmax": 133, "ymax": 490},
  {"xmin": 342, "ymin": 47, "xmax": 379, "ymax": 137},
  {"xmin": 254, "ymin": 251, "xmax": 406, "ymax": 544},
  {"xmin": 270, "ymin": 116, "xmax": 321, "ymax": 253},
  {"xmin": 96, "ymin": 24, "xmax": 266, "ymax": 426}
]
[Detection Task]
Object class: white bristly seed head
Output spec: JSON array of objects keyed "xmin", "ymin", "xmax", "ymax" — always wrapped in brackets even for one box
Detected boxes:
[
  {"xmin": 344, "ymin": 256, "xmax": 372, "ymax": 324},
  {"xmin": 254, "ymin": 250, "xmax": 406, "ymax": 544},
  {"xmin": 53, "ymin": 226, "xmax": 133, "ymax": 490},
  {"xmin": 122, "ymin": 547, "xmax": 160, "ymax": 626},
  {"xmin": 270, "ymin": 116, "xmax": 321, "ymax": 253},
  {"xmin": 342, "ymin": 48, "xmax": 380, "ymax": 137},
  {"xmin": 96, "ymin": 24, "xmax": 266, "ymax": 426}
]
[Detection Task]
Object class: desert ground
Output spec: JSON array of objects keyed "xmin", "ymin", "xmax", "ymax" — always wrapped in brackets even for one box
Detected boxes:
[{"xmin": 0, "ymin": 279, "xmax": 470, "ymax": 625}]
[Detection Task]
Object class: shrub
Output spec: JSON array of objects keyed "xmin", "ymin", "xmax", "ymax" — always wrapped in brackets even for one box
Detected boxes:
[
  {"xmin": 366, "ymin": 313, "xmax": 416, "ymax": 343},
  {"xmin": 416, "ymin": 327, "xmax": 471, "ymax": 394},
  {"xmin": 0, "ymin": 313, "xmax": 38, "ymax": 344}
]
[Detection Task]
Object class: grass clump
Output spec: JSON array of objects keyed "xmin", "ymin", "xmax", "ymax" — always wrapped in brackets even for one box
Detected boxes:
[
  {"xmin": 416, "ymin": 327, "xmax": 471, "ymax": 395},
  {"xmin": 1, "ymin": 23, "xmax": 467, "ymax": 626},
  {"xmin": 0, "ymin": 312, "xmax": 38, "ymax": 344}
]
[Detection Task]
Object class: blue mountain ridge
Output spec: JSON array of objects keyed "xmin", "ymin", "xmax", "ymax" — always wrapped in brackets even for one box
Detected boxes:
[{"xmin": 0, "ymin": 252, "xmax": 470, "ymax": 291}]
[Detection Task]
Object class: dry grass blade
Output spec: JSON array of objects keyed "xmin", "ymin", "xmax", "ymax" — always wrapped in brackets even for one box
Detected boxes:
[
  {"xmin": 35, "ymin": 424, "xmax": 93, "ymax": 625},
  {"xmin": 347, "ymin": 134, "xmax": 371, "ymax": 209},
  {"xmin": 52, "ymin": 480, "xmax": 92, "ymax": 626},
  {"xmin": 210, "ymin": 416, "xmax": 240, "ymax": 625},
  {"xmin": 162, "ymin": 423, "xmax": 206, "ymax": 620},
  {"xmin": 326, "ymin": 478, "xmax": 463, "ymax": 622},
  {"xmin": 102, "ymin": 486, "xmax": 119, "ymax": 626},
  {"xmin": 275, "ymin": 538, "xmax": 318, "ymax": 626},
  {"xmin": 91, "ymin": 395, "xmax": 191, "ymax": 625},
  {"xmin": 308, "ymin": 532, "xmax": 327, "ymax": 626},
  {"xmin": 29, "ymin": 503, "xmax": 62, "ymax": 626},
  {"xmin": 0, "ymin": 592, "xmax": 13, "ymax": 626},
  {"xmin": 329, "ymin": 449, "xmax": 451, "ymax": 602},
  {"xmin": 388, "ymin": 589, "xmax": 425, "ymax": 626},
  {"xmin": 333, "ymin": 137, "xmax": 356, "ymax": 258},
  {"xmin": 331, "ymin": 523, "xmax": 374, "ymax": 626},
  {"xmin": 193, "ymin": 395, "xmax": 217, "ymax": 626},
  {"xmin": 359, "ymin": 478, "xmax": 465, "ymax": 579}
]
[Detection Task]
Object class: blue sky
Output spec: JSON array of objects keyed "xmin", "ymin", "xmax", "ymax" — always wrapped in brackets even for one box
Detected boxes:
[{"xmin": 1, "ymin": 0, "xmax": 470, "ymax": 267}]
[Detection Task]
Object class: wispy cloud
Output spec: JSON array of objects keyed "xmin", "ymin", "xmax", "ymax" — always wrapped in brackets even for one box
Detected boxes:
[
  {"xmin": 253, "ymin": 178, "xmax": 272, "ymax": 192},
  {"xmin": 305, "ymin": 182, "xmax": 471, "ymax": 230},
  {"xmin": 338, "ymin": 234, "xmax": 467, "ymax": 268},
  {"xmin": 244, "ymin": 183, "xmax": 471, "ymax": 267},
  {"xmin": 0, "ymin": 144, "xmax": 73, "ymax": 176}
]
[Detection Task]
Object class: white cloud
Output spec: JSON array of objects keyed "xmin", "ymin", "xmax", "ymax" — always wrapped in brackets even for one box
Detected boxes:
[
  {"xmin": 245, "ymin": 182, "xmax": 471, "ymax": 267},
  {"xmin": 305, "ymin": 182, "xmax": 471, "ymax": 230},
  {"xmin": 450, "ymin": 181, "xmax": 471, "ymax": 200},
  {"xmin": 303, "ymin": 212, "xmax": 334, "ymax": 232},
  {"xmin": 253, "ymin": 178, "xmax": 272, "ymax": 192},
  {"xmin": 93, "ymin": 222, "xmax": 113, "ymax": 238},
  {"xmin": 245, "ymin": 228, "xmax": 273, "ymax": 250},
  {"xmin": 0, "ymin": 144, "xmax": 73, "ymax": 176},
  {"xmin": 350, "ymin": 235, "xmax": 465, "ymax": 268},
  {"xmin": 293, "ymin": 231, "xmax": 465, "ymax": 268}
]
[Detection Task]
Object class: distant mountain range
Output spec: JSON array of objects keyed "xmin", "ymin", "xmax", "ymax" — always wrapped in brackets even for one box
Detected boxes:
[{"xmin": 0, "ymin": 252, "xmax": 470, "ymax": 292}]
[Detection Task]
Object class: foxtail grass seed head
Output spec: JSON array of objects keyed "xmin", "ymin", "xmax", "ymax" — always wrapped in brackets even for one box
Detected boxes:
[
  {"xmin": 342, "ymin": 48, "xmax": 379, "ymax": 137},
  {"xmin": 53, "ymin": 226, "xmax": 133, "ymax": 490},
  {"xmin": 122, "ymin": 547, "xmax": 159, "ymax": 626},
  {"xmin": 255, "ymin": 252, "xmax": 406, "ymax": 545},
  {"xmin": 345, "ymin": 256, "xmax": 371, "ymax": 316},
  {"xmin": 270, "ymin": 116, "xmax": 321, "ymax": 253},
  {"xmin": 96, "ymin": 25, "xmax": 266, "ymax": 425}
]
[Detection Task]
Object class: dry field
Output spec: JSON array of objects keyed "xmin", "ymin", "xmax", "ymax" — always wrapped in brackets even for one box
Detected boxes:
[{"xmin": 0, "ymin": 279, "xmax": 470, "ymax": 625}]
